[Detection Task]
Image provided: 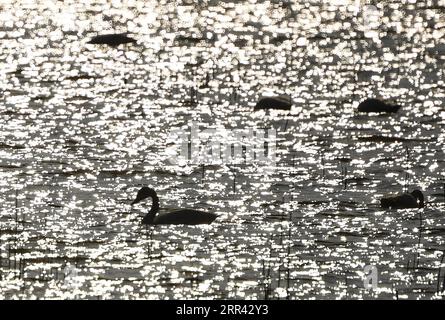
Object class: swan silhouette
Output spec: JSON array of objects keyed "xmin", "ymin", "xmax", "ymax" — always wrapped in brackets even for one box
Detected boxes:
[
  {"xmin": 358, "ymin": 98, "xmax": 401, "ymax": 113},
  {"xmin": 87, "ymin": 33, "xmax": 137, "ymax": 47},
  {"xmin": 254, "ymin": 95, "xmax": 292, "ymax": 111},
  {"xmin": 380, "ymin": 190, "xmax": 425, "ymax": 209},
  {"xmin": 131, "ymin": 187, "xmax": 217, "ymax": 225}
]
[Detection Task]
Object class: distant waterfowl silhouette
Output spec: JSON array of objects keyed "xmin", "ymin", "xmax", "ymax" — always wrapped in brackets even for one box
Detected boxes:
[
  {"xmin": 254, "ymin": 95, "xmax": 292, "ymax": 111},
  {"xmin": 380, "ymin": 189, "xmax": 425, "ymax": 209},
  {"xmin": 131, "ymin": 187, "xmax": 217, "ymax": 225},
  {"xmin": 357, "ymin": 98, "xmax": 401, "ymax": 113},
  {"xmin": 175, "ymin": 32, "xmax": 218, "ymax": 45},
  {"xmin": 87, "ymin": 33, "xmax": 137, "ymax": 47}
]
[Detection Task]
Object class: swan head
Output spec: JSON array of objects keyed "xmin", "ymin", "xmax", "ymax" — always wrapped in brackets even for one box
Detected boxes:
[
  {"xmin": 411, "ymin": 190, "xmax": 425, "ymax": 208},
  {"xmin": 131, "ymin": 187, "xmax": 157, "ymax": 205}
]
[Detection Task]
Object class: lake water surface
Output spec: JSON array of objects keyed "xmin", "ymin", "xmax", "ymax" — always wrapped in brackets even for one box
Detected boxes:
[{"xmin": 0, "ymin": 0, "xmax": 445, "ymax": 299}]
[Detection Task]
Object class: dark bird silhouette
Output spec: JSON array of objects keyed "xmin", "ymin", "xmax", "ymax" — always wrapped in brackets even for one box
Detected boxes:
[
  {"xmin": 254, "ymin": 95, "xmax": 292, "ymax": 111},
  {"xmin": 357, "ymin": 98, "xmax": 401, "ymax": 113},
  {"xmin": 380, "ymin": 189, "xmax": 425, "ymax": 209},
  {"xmin": 131, "ymin": 187, "xmax": 217, "ymax": 225},
  {"xmin": 87, "ymin": 33, "xmax": 137, "ymax": 47}
]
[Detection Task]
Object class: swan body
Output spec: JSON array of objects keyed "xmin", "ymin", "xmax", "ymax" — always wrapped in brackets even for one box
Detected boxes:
[
  {"xmin": 358, "ymin": 98, "xmax": 401, "ymax": 113},
  {"xmin": 87, "ymin": 33, "xmax": 137, "ymax": 47},
  {"xmin": 380, "ymin": 190, "xmax": 425, "ymax": 209},
  {"xmin": 254, "ymin": 95, "xmax": 292, "ymax": 111},
  {"xmin": 131, "ymin": 187, "xmax": 217, "ymax": 225},
  {"xmin": 147, "ymin": 209, "xmax": 216, "ymax": 225}
]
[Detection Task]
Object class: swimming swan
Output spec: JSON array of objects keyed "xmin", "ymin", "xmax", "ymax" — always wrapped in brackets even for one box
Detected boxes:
[
  {"xmin": 87, "ymin": 33, "xmax": 137, "ymax": 47},
  {"xmin": 131, "ymin": 187, "xmax": 217, "ymax": 225},
  {"xmin": 254, "ymin": 95, "xmax": 292, "ymax": 111},
  {"xmin": 358, "ymin": 98, "xmax": 401, "ymax": 113},
  {"xmin": 380, "ymin": 190, "xmax": 425, "ymax": 209}
]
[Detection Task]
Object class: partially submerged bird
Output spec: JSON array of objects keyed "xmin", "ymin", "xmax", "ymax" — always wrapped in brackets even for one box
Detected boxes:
[
  {"xmin": 131, "ymin": 187, "xmax": 217, "ymax": 225},
  {"xmin": 87, "ymin": 33, "xmax": 137, "ymax": 47},
  {"xmin": 254, "ymin": 95, "xmax": 292, "ymax": 111},
  {"xmin": 357, "ymin": 98, "xmax": 401, "ymax": 113},
  {"xmin": 380, "ymin": 190, "xmax": 425, "ymax": 209}
]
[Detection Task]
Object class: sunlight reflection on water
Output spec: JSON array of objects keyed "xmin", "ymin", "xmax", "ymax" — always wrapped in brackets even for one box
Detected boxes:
[{"xmin": 0, "ymin": 0, "xmax": 444, "ymax": 299}]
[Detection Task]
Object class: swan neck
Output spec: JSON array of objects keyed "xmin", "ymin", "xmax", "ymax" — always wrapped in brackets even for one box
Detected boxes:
[{"xmin": 143, "ymin": 192, "xmax": 160, "ymax": 224}]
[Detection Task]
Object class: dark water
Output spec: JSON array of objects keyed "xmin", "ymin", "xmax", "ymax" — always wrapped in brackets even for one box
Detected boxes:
[{"xmin": 0, "ymin": 0, "xmax": 444, "ymax": 299}]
